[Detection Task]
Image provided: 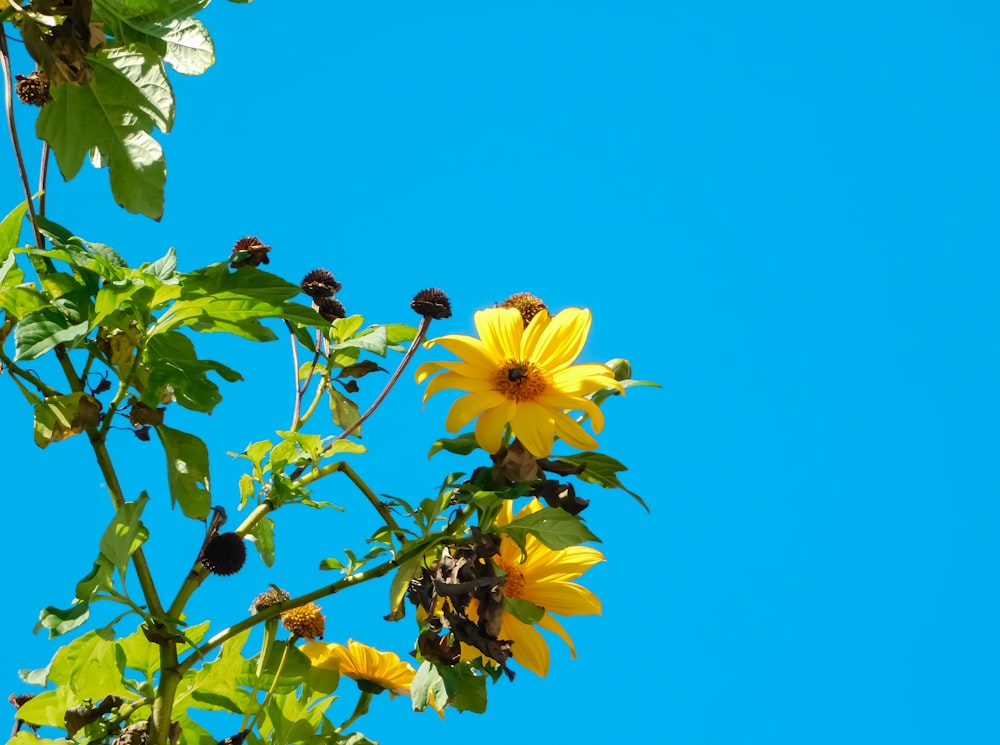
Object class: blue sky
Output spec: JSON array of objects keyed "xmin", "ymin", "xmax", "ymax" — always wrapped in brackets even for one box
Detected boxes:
[{"xmin": 2, "ymin": 1, "xmax": 999, "ymax": 743}]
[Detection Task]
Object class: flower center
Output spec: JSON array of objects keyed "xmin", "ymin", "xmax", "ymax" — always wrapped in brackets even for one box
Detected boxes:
[
  {"xmin": 495, "ymin": 359, "xmax": 547, "ymax": 402},
  {"xmin": 498, "ymin": 557, "xmax": 526, "ymax": 598}
]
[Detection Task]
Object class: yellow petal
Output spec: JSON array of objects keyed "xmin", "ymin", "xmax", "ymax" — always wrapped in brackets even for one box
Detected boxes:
[
  {"xmin": 552, "ymin": 410, "xmax": 599, "ymax": 450},
  {"xmin": 537, "ymin": 612, "xmax": 577, "ymax": 658},
  {"xmin": 551, "ymin": 363, "xmax": 622, "ymax": 396},
  {"xmin": 520, "ymin": 544, "xmax": 606, "ymax": 583},
  {"xmin": 499, "ymin": 612, "xmax": 551, "ymax": 677},
  {"xmin": 422, "ymin": 371, "xmax": 492, "ymax": 403},
  {"xmin": 521, "ymin": 580, "xmax": 602, "ymax": 617},
  {"xmin": 474, "ymin": 399, "xmax": 516, "ymax": 453},
  {"xmin": 536, "ymin": 389, "xmax": 605, "ymax": 432},
  {"xmin": 429, "ymin": 333, "xmax": 499, "ymax": 370},
  {"xmin": 474, "ymin": 307, "xmax": 523, "ymax": 360},
  {"xmin": 529, "ymin": 308, "xmax": 591, "ymax": 371},
  {"xmin": 445, "ymin": 391, "xmax": 507, "ymax": 432},
  {"xmin": 510, "ymin": 401, "xmax": 556, "ymax": 458}
]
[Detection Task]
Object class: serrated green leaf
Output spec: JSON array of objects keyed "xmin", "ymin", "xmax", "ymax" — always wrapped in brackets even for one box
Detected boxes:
[
  {"xmin": 141, "ymin": 246, "xmax": 177, "ymax": 280},
  {"xmin": 331, "ymin": 314, "xmax": 365, "ymax": 342},
  {"xmin": 155, "ymin": 424, "xmax": 211, "ymax": 519},
  {"xmin": 502, "ymin": 507, "xmax": 601, "ymax": 550},
  {"xmin": 99, "ymin": 492, "xmax": 150, "ymax": 574}
]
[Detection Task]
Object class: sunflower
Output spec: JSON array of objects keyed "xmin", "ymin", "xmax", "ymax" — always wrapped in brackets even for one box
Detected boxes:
[
  {"xmin": 415, "ymin": 305, "xmax": 623, "ymax": 458},
  {"xmin": 467, "ymin": 498, "xmax": 605, "ymax": 676},
  {"xmin": 302, "ymin": 639, "xmax": 415, "ymax": 696}
]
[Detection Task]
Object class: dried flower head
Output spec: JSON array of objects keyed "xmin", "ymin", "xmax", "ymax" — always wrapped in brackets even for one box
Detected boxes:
[
  {"xmin": 281, "ymin": 602, "xmax": 326, "ymax": 640},
  {"xmin": 301, "ymin": 268, "xmax": 342, "ymax": 299},
  {"xmin": 229, "ymin": 236, "xmax": 271, "ymax": 268},
  {"xmin": 8, "ymin": 693, "xmax": 34, "ymax": 709},
  {"xmin": 411, "ymin": 288, "xmax": 452, "ymax": 319},
  {"xmin": 15, "ymin": 72, "xmax": 50, "ymax": 107},
  {"xmin": 113, "ymin": 721, "xmax": 147, "ymax": 745},
  {"xmin": 316, "ymin": 296, "xmax": 346, "ymax": 322},
  {"xmin": 499, "ymin": 292, "xmax": 547, "ymax": 327},
  {"xmin": 250, "ymin": 586, "xmax": 291, "ymax": 614},
  {"xmin": 200, "ymin": 532, "xmax": 247, "ymax": 576}
]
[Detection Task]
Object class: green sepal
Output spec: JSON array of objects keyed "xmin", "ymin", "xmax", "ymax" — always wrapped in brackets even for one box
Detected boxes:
[{"xmin": 428, "ymin": 432, "xmax": 480, "ymax": 458}]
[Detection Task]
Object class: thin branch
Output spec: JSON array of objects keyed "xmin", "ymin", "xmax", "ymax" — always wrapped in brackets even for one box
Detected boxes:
[{"xmin": 0, "ymin": 26, "xmax": 45, "ymax": 256}]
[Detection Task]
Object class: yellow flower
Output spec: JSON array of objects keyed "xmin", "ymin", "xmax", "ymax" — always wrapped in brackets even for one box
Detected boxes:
[
  {"xmin": 415, "ymin": 306, "xmax": 623, "ymax": 458},
  {"xmin": 469, "ymin": 498, "xmax": 605, "ymax": 676},
  {"xmin": 302, "ymin": 639, "xmax": 415, "ymax": 696}
]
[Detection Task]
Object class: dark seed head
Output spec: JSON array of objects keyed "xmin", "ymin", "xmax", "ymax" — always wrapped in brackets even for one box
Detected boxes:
[
  {"xmin": 499, "ymin": 292, "xmax": 547, "ymax": 327},
  {"xmin": 230, "ymin": 236, "xmax": 271, "ymax": 268},
  {"xmin": 411, "ymin": 288, "xmax": 452, "ymax": 319},
  {"xmin": 301, "ymin": 268, "xmax": 342, "ymax": 298},
  {"xmin": 15, "ymin": 72, "xmax": 50, "ymax": 107},
  {"xmin": 315, "ymin": 296, "xmax": 346, "ymax": 322},
  {"xmin": 201, "ymin": 532, "xmax": 247, "ymax": 576}
]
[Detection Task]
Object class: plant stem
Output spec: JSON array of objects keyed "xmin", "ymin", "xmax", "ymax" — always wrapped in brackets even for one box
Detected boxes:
[
  {"xmin": 148, "ymin": 643, "xmax": 180, "ymax": 745},
  {"xmin": 336, "ymin": 691, "xmax": 372, "ymax": 734},
  {"xmin": 247, "ymin": 636, "xmax": 297, "ymax": 734},
  {"xmin": 0, "ymin": 26, "xmax": 46, "ymax": 262}
]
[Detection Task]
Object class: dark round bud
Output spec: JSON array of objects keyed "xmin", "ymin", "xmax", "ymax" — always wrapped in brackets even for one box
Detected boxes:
[
  {"xmin": 499, "ymin": 292, "xmax": 547, "ymax": 326},
  {"xmin": 15, "ymin": 73, "xmax": 50, "ymax": 107},
  {"xmin": 411, "ymin": 288, "xmax": 452, "ymax": 319},
  {"xmin": 316, "ymin": 296, "xmax": 346, "ymax": 322},
  {"xmin": 230, "ymin": 236, "xmax": 271, "ymax": 268},
  {"xmin": 201, "ymin": 532, "xmax": 247, "ymax": 576},
  {"xmin": 301, "ymin": 268, "xmax": 342, "ymax": 298}
]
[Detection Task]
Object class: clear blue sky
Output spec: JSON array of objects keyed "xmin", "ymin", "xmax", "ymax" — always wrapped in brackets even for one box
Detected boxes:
[{"xmin": 2, "ymin": 2, "xmax": 999, "ymax": 743}]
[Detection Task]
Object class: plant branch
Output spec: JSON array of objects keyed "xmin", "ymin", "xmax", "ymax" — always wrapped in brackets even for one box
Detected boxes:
[{"xmin": 0, "ymin": 25, "xmax": 46, "ymax": 260}]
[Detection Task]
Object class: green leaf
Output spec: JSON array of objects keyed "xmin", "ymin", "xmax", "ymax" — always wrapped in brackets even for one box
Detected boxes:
[
  {"xmin": 331, "ymin": 314, "xmax": 365, "ymax": 342},
  {"xmin": 327, "ymin": 384, "xmax": 361, "ymax": 432},
  {"xmin": 143, "ymin": 331, "xmax": 243, "ymax": 413},
  {"xmin": 141, "ymin": 246, "xmax": 178, "ymax": 280},
  {"xmin": 15, "ymin": 307, "xmax": 89, "ymax": 360},
  {"xmin": 551, "ymin": 451, "xmax": 649, "ymax": 511},
  {"xmin": 182, "ymin": 629, "xmax": 252, "ymax": 714},
  {"xmin": 0, "ymin": 201, "xmax": 27, "ymax": 262},
  {"xmin": 99, "ymin": 492, "xmax": 150, "ymax": 574},
  {"xmin": 248, "ymin": 515, "xmax": 276, "ymax": 568},
  {"xmin": 119, "ymin": 625, "xmax": 161, "ymax": 682},
  {"xmin": 37, "ymin": 44, "xmax": 174, "ymax": 219},
  {"xmin": 502, "ymin": 507, "xmax": 601, "ymax": 551},
  {"xmin": 14, "ymin": 687, "xmax": 73, "ymax": 729},
  {"xmin": 0, "ymin": 286, "xmax": 51, "ymax": 317},
  {"xmin": 35, "ymin": 556, "xmax": 114, "ymax": 639},
  {"xmin": 155, "ymin": 425, "xmax": 211, "ymax": 519},
  {"xmin": 435, "ymin": 662, "xmax": 488, "ymax": 714},
  {"xmin": 428, "ymin": 432, "xmax": 480, "ymax": 458},
  {"xmin": 318, "ymin": 558, "xmax": 343, "ymax": 571},
  {"xmin": 411, "ymin": 661, "xmax": 449, "ymax": 716},
  {"xmin": 95, "ymin": 0, "xmax": 215, "ymax": 75},
  {"xmin": 504, "ymin": 596, "xmax": 544, "ymax": 625}
]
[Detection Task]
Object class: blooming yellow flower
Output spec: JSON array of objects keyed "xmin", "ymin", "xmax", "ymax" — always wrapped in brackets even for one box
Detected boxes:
[
  {"xmin": 468, "ymin": 498, "xmax": 605, "ymax": 676},
  {"xmin": 415, "ymin": 306, "xmax": 623, "ymax": 458},
  {"xmin": 302, "ymin": 639, "xmax": 415, "ymax": 696}
]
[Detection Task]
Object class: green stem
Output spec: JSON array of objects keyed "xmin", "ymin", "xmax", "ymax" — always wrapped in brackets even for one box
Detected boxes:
[
  {"xmin": 239, "ymin": 618, "xmax": 279, "ymax": 733},
  {"xmin": 177, "ymin": 560, "xmax": 395, "ymax": 675},
  {"xmin": 148, "ymin": 643, "xmax": 180, "ymax": 745},
  {"xmin": 89, "ymin": 434, "xmax": 164, "ymax": 618},
  {"xmin": 0, "ymin": 25, "xmax": 47, "ymax": 263},
  {"xmin": 336, "ymin": 690, "xmax": 373, "ymax": 734},
  {"xmin": 247, "ymin": 636, "xmax": 297, "ymax": 734},
  {"xmin": 176, "ymin": 504, "xmax": 475, "ymax": 675},
  {"xmin": 0, "ymin": 349, "xmax": 61, "ymax": 398},
  {"xmin": 298, "ymin": 461, "xmax": 404, "ymax": 541}
]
